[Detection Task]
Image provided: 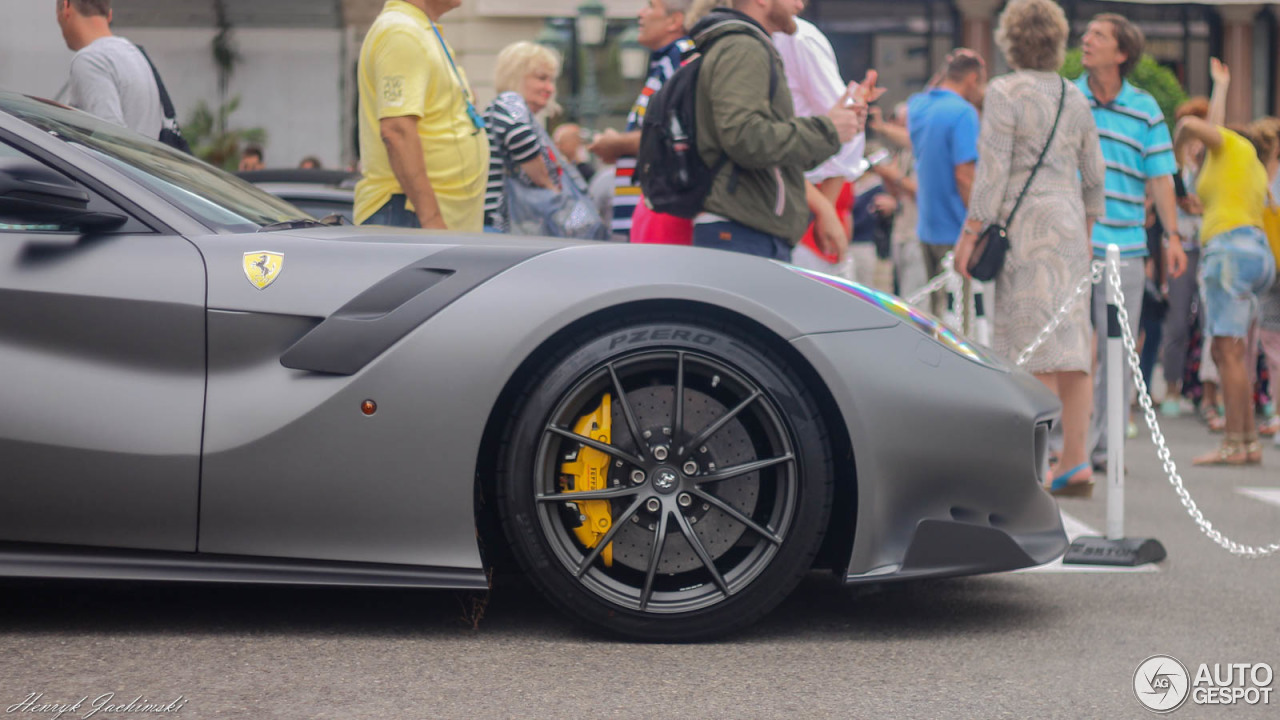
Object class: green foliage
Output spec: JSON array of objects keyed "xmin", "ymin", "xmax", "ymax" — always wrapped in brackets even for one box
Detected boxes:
[
  {"xmin": 212, "ymin": 0, "xmax": 240, "ymax": 102},
  {"xmin": 183, "ymin": 1, "xmax": 265, "ymax": 172},
  {"xmin": 1059, "ymin": 47, "xmax": 1084, "ymax": 81},
  {"xmin": 183, "ymin": 96, "xmax": 267, "ymax": 172},
  {"xmin": 1060, "ymin": 48, "xmax": 1189, "ymax": 130}
]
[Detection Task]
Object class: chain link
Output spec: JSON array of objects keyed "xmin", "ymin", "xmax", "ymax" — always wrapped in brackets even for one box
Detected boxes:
[
  {"xmin": 1106, "ymin": 256, "xmax": 1280, "ymax": 559},
  {"xmin": 1013, "ymin": 261, "xmax": 1105, "ymax": 368},
  {"xmin": 905, "ymin": 252, "xmax": 956, "ymax": 307}
]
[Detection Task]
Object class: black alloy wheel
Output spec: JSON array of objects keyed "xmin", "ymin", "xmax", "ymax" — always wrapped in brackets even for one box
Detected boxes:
[{"xmin": 497, "ymin": 319, "xmax": 833, "ymax": 640}]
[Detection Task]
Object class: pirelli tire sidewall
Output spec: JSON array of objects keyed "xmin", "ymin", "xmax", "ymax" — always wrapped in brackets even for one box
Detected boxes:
[{"xmin": 496, "ymin": 319, "xmax": 834, "ymax": 641}]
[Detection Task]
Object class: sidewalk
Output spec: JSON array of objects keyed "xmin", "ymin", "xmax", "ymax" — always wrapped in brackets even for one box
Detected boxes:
[{"xmin": 1054, "ymin": 399, "xmax": 1279, "ymax": 554}]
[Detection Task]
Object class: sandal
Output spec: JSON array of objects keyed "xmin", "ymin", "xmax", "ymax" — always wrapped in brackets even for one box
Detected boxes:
[
  {"xmin": 1048, "ymin": 461, "xmax": 1094, "ymax": 498},
  {"xmin": 1192, "ymin": 441, "xmax": 1248, "ymax": 466},
  {"xmin": 1259, "ymin": 416, "xmax": 1280, "ymax": 437},
  {"xmin": 1244, "ymin": 438, "xmax": 1263, "ymax": 465},
  {"xmin": 1201, "ymin": 404, "xmax": 1226, "ymax": 433}
]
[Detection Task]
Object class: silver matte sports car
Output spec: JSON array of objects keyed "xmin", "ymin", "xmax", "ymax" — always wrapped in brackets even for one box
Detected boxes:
[{"xmin": 0, "ymin": 93, "xmax": 1067, "ymax": 640}]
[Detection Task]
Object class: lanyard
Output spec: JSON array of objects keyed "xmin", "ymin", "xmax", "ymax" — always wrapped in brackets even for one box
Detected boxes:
[{"xmin": 428, "ymin": 19, "xmax": 485, "ymax": 131}]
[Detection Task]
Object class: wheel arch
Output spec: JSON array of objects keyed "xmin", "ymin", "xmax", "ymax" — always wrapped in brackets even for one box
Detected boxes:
[{"xmin": 473, "ymin": 298, "xmax": 858, "ymax": 576}]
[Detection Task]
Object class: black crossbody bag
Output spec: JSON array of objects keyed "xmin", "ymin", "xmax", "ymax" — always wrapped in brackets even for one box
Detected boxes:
[
  {"xmin": 135, "ymin": 45, "xmax": 192, "ymax": 154},
  {"xmin": 968, "ymin": 76, "xmax": 1065, "ymax": 282}
]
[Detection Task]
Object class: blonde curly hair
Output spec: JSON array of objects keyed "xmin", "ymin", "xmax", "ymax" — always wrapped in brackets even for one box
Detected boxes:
[
  {"xmin": 494, "ymin": 41, "xmax": 562, "ymax": 115},
  {"xmin": 996, "ymin": 0, "xmax": 1070, "ymax": 72}
]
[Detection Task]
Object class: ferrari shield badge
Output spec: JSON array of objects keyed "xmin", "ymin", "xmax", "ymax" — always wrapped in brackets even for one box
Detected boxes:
[{"xmin": 243, "ymin": 251, "xmax": 284, "ymax": 290}]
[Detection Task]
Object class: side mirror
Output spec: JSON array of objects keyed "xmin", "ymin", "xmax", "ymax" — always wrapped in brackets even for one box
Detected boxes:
[{"xmin": 0, "ymin": 157, "xmax": 126, "ymax": 232}]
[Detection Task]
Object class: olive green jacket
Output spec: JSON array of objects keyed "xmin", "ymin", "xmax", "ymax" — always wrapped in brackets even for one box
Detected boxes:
[{"xmin": 691, "ymin": 10, "xmax": 841, "ymax": 243}]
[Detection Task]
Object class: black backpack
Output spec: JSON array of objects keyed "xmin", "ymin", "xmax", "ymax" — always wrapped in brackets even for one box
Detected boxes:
[{"xmin": 635, "ymin": 26, "xmax": 776, "ymax": 219}]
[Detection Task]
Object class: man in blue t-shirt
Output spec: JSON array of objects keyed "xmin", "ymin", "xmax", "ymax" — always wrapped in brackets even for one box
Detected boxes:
[
  {"xmin": 907, "ymin": 50, "xmax": 985, "ymax": 317},
  {"xmin": 1078, "ymin": 13, "xmax": 1186, "ymax": 469}
]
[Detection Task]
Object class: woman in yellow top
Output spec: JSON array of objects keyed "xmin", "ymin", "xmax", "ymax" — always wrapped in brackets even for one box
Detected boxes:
[{"xmin": 1173, "ymin": 118, "xmax": 1276, "ymax": 464}]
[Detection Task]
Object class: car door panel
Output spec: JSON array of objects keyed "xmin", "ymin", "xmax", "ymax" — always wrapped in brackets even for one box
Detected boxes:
[
  {"xmin": 0, "ymin": 211, "xmax": 204, "ymax": 551},
  {"xmin": 191, "ymin": 233, "xmax": 466, "ymax": 564}
]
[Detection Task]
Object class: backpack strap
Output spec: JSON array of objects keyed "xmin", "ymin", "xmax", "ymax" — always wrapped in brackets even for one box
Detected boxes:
[
  {"xmin": 696, "ymin": 23, "xmax": 779, "ymax": 195},
  {"xmin": 1003, "ymin": 76, "xmax": 1066, "ymax": 228},
  {"xmin": 695, "ymin": 21, "xmax": 778, "ymax": 103},
  {"xmin": 134, "ymin": 45, "xmax": 179, "ymax": 125}
]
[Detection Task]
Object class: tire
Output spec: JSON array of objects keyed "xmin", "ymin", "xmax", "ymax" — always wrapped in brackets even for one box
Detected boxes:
[{"xmin": 496, "ymin": 318, "xmax": 833, "ymax": 641}]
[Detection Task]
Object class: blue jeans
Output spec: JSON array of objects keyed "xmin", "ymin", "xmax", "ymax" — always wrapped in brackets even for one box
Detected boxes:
[
  {"xmin": 1200, "ymin": 226, "xmax": 1276, "ymax": 338},
  {"xmin": 361, "ymin": 194, "xmax": 420, "ymax": 228},
  {"xmin": 693, "ymin": 221, "xmax": 792, "ymax": 261}
]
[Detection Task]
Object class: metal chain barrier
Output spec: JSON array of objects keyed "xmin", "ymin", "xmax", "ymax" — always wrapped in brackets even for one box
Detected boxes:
[
  {"xmin": 903, "ymin": 252, "xmax": 1279, "ymax": 557},
  {"xmin": 1106, "ymin": 256, "xmax": 1280, "ymax": 559},
  {"xmin": 905, "ymin": 252, "xmax": 956, "ymax": 307},
  {"xmin": 1013, "ymin": 261, "xmax": 1105, "ymax": 368}
]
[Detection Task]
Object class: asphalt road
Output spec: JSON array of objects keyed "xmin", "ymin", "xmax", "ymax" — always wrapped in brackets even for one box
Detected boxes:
[{"xmin": 1, "ymin": 412, "xmax": 1277, "ymax": 719}]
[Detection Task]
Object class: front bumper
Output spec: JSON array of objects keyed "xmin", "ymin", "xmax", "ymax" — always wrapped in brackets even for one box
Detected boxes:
[{"xmin": 791, "ymin": 324, "xmax": 1069, "ymax": 584}]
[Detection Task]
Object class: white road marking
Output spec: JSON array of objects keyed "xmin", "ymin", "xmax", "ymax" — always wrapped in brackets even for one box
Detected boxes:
[
  {"xmin": 1239, "ymin": 487, "xmax": 1280, "ymax": 509},
  {"xmin": 1017, "ymin": 510, "xmax": 1160, "ymax": 573}
]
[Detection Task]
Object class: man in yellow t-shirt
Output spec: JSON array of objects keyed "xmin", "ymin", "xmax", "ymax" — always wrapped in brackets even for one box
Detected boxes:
[{"xmin": 355, "ymin": 0, "xmax": 488, "ymax": 231}]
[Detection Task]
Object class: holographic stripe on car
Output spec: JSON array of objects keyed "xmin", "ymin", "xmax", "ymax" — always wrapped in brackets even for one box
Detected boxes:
[{"xmin": 785, "ymin": 265, "xmax": 1001, "ymax": 368}]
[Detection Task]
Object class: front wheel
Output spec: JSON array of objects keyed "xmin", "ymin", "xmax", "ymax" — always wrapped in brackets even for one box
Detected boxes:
[{"xmin": 496, "ymin": 319, "xmax": 833, "ymax": 640}]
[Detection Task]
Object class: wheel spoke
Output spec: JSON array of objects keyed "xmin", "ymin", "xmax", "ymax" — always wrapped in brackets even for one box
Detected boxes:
[
  {"xmin": 673, "ymin": 351, "xmax": 685, "ymax": 448},
  {"xmin": 682, "ymin": 389, "xmax": 763, "ymax": 453},
  {"xmin": 696, "ymin": 453, "xmax": 794, "ymax": 484},
  {"xmin": 546, "ymin": 426, "xmax": 645, "ymax": 467},
  {"xmin": 639, "ymin": 509, "xmax": 670, "ymax": 611},
  {"xmin": 575, "ymin": 495, "xmax": 646, "ymax": 578},
  {"xmin": 607, "ymin": 363, "xmax": 648, "ymax": 461},
  {"xmin": 692, "ymin": 489, "xmax": 783, "ymax": 545},
  {"xmin": 536, "ymin": 485, "xmax": 639, "ymax": 503},
  {"xmin": 673, "ymin": 511, "xmax": 730, "ymax": 598}
]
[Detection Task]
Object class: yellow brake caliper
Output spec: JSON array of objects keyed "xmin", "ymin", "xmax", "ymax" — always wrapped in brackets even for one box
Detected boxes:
[{"xmin": 559, "ymin": 394, "xmax": 614, "ymax": 566}]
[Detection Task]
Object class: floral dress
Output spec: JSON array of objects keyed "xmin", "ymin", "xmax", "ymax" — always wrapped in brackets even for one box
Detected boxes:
[{"xmin": 967, "ymin": 70, "xmax": 1106, "ymax": 373}]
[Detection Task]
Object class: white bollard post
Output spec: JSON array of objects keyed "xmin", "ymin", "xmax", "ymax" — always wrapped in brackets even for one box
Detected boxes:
[
  {"xmin": 944, "ymin": 255, "xmax": 964, "ymax": 331},
  {"xmin": 1105, "ymin": 244, "xmax": 1125, "ymax": 541},
  {"xmin": 1061, "ymin": 245, "xmax": 1164, "ymax": 566},
  {"xmin": 972, "ymin": 280, "xmax": 993, "ymax": 346}
]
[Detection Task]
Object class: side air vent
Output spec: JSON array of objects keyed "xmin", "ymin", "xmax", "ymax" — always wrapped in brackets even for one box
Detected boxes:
[{"xmin": 1033, "ymin": 420, "xmax": 1052, "ymax": 487}]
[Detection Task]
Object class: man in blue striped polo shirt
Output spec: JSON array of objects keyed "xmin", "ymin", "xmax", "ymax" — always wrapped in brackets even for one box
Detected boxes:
[
  {"xmin": 588, "ymin": 0, "xmax": 695, "ymax": 239},
  {"xmin": 1078, "ymin": 13, "xmax": 1187, "ymax": 468}
]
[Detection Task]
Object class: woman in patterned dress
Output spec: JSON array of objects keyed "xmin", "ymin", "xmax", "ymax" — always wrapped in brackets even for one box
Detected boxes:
[{"xmin": 953, "ymin": 0, "xmax": 1106, "ymax": 496}]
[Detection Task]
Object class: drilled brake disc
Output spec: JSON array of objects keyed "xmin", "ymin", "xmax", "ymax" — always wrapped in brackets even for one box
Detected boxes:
[{"xmin": 606, "ymin": 386, "xmax": 758, "ymax": 574}]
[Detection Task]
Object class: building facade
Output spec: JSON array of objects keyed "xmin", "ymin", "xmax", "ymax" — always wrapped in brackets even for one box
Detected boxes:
[
  {"xmin": 359, "ymin": 0, "xmax": 1280, "ymax": 148},
  {"xmin": 804, "ymin": 0, "xmax": 1277, "ymax": 124},
  {"xmin": 1, "ymin": 1, "xmax": 1275, "ymax": 168}
]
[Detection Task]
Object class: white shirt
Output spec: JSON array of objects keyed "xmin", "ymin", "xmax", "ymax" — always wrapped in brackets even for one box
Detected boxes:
[{"xmin": 772, "ymin": 18, "xmax": 866, "ymax": 183}]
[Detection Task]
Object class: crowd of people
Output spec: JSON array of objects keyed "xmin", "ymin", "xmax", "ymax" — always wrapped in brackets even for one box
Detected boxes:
[
  {"xmin": 348, "ymin": 0, "xmax": 1278, "ymax": 492},
  {"xmin": 50, "ymin": 0, "xmax": 1280, "ymax": 488}
]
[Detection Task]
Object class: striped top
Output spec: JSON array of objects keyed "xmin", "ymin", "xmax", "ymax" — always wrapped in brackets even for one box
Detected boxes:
[
  {"xmin": 613, "ymin": 37, "xmax": 695, "ymax": 237},
  {"xmin": 484, "ymin": 91, "xmax": 544, "ymax": 231},
  {"xmin": 1076, "ymin": 76, "xmax": 1176, "ymax": 258}
]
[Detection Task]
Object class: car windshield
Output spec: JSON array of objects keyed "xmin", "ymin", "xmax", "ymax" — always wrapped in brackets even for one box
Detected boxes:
[{"xmin": 0, "ymin": 93, "xmax": 306, "ymax": 233}]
